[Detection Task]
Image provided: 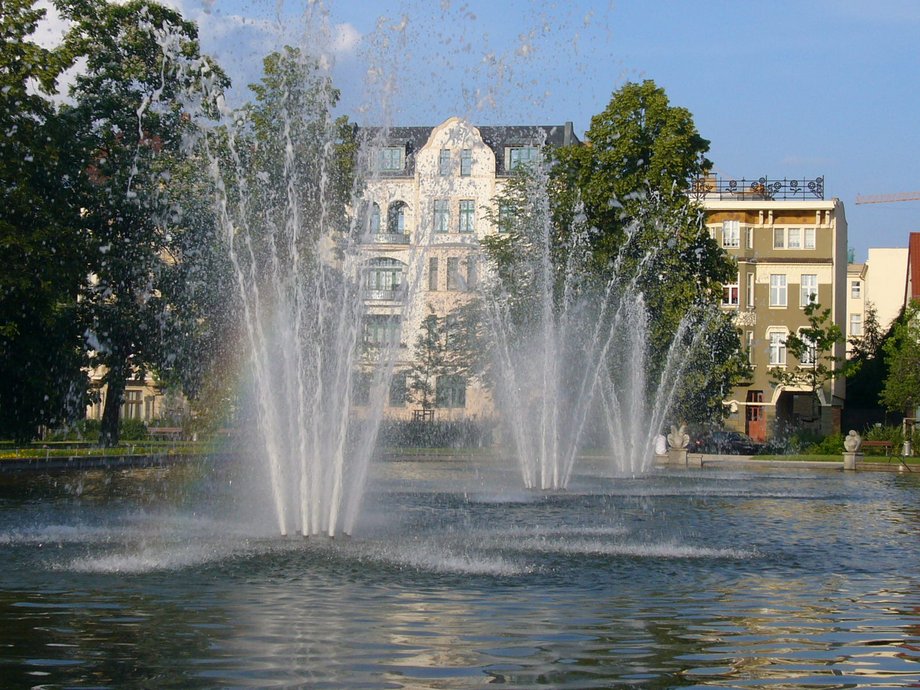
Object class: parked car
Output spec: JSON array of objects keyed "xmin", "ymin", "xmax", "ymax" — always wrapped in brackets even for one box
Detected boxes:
[{"xmin": 690, "ymin": 430, "xmax": 762, "ymax": 455}]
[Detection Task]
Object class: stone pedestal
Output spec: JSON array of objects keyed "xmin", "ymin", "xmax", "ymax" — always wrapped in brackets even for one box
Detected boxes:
[
  {"xmin": 667, "ymin": 448, "xmax": 688, "ymax": 466},
  {"xmin": 842, "ymin": 451, "xmax": 862, "ymax": 471}
]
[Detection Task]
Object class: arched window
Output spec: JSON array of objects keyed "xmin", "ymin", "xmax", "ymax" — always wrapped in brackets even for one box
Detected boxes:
[
  {"xmin": 369, "ymin": 203, "xmax": 381, "ymax": 234},
  {"xmin": 365, "ymin": 257, "xmax": 406, "ymax": 292},
  {"xmin": 387, "ymin": 201, "xmax": 407, "ymax": 234}
]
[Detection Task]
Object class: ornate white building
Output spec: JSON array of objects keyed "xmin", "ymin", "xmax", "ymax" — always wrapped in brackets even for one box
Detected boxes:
[{"xmin": 355, "ymin": 117, "xmax": 577, "ymax": 421}]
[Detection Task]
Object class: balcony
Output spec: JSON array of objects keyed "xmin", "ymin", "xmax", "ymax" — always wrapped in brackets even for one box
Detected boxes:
[
  {"xmin": 692, "ymin": 176, "xmax": 824, "ymax": 201},
  {"xmin": 361, "ymin": 232, "xmax": 410, "ymax": 245},
  {"xmin": 365, "ymin": 285, "xmax": 408, "ymax": 302}
]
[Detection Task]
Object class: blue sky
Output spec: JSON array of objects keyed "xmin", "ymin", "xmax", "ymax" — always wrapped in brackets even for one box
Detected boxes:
[{"xmin": 39, "ymin": 0, "xmax": 920, "ymax": 261}]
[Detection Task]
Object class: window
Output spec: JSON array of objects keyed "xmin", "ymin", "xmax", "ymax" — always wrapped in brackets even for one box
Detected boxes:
[
  {"xmin": 352, "ymin": 372, "xmax": 371, "ymax": 406},
  {"xmin": 389, "ymin": 371, "xmax": 407, "ymax": 407},
  {"xmin": 746, "ymin": 226, "xmax": 754, "ymax": 249},
  {"xmin": 436, "ymin": 375, "xmax": 466, "ymax": 408},
  {"xmin": 721, "ymin": 220, "xmax": 740, "ymax": 248},
  {"xmin": 851, "ymin": 280, "xmax": 862, "ymax": 299},
  {"xmin": 439, "ymin": 148, "xmax": 450, "ymax": 176},
  {"xmin": 746, "ymin": 272, "xmax": 755, "ymax": 308},
  {"xmin": 428, "ymin": 257, "xmax": 439, "ymax": 291},
  {"xmin": 747, "ymin": 331, "xmax": 754, "ymax": 364},
  {"xmin": 799, "ymin": 332, "xmax": 816, "ymax": 366},
  {"xmin": 363, "ymin": 315, "xmax": 401, "ymax": 346},
  {"xmin": 769, "ymin": 274, "xmax": 787, "ymax": 307},
  {"xmin": 508, "ymin": 146, "xmax": 539, "ymax": 170},
  {"xmin": 773, "ymin": 227, "xmax": 785, "ymax": 249},
  {"xmin": 458, "ymin": 199, "xmax": 475, "ymax": 232},
  {"xmin": 378, "ymin": 147, "xmax": 403, "ymax": 172},
  {"xmin": 460, "ymin": 148, "xmax": 472, "ymax": 176},
  {"xmin": 447, "ymin": 257, "xmax": 462, "ymax": 290},
  {"xmin": 774, "ymin": 227, "xmax": 816, "ymax": 250},
  {"xmin": 367, "ymin": 203, "xmax": 381, "ymax": 234},
  {"xmin": 386, "ymin": 201, "xmax": 406, "ymax": 234},
  {"xmin": 433, "ymin": 199, "xmax": 449, "ymax": 233},
  {"xmin": 804, "ymin": 227, "xmax": 816, "ymax": 249},
  {"xmin": 800, "ymin": 274, "xmax": 818, "ymax": 307},
  {"xmin": 365, "ymin": 257, "xmax": 404, "ymax": 293},
  {"xmin": 722, "ymin": 275, "xmax": 739, "ymax": 306},
  {"xmin": 769, "ymin": 331, "xmax": 787, "ymax": 366},
  {"xmin": 850, "ymin": 313, "xmax": 863, "ymax": 336},
  {"xmin": 466, "ymin": 256, "xmax": 478, "ymax": 289},
  {"xmin": 123, "ymin": 390, "xmax": 142, "ymax": 420}
]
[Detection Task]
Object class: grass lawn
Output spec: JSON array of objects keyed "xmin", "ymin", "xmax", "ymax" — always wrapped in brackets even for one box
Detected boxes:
[{"xmin": 0, "ymin": 441, "xmax": 212, "ymax": 460}]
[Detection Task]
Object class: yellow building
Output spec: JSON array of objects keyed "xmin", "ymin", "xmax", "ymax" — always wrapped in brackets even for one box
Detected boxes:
[
  {"xmin": 85, "ymin": 368, "xmax": 169, "ymax": 424},
  {"xmin": 698, "ymin": 177, "xmax": 847, "ymax": 441}
]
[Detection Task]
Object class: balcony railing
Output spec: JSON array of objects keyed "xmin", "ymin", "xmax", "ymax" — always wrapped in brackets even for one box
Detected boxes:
[
  {"xmin": 365, "ymin": 286, "xmax": 408, "ymax": 302},
  {"xmin": 692, "ymin": 176, "xmax": 824, "ymax": 201},
  {"xmin": 361, "ymin": 232, "xmax": 410, "ymax": 245}
]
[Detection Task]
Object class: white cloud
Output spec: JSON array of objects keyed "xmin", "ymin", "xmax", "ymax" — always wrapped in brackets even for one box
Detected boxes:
[
  {"xmin": 33, "ymin": 1, "xmax": 69, "ymax": 48},
  {"xmin": 31, "ymin": 1, "xmax": 364, "ymax": 107},
  {"xmin": 332, "ymin": 22, "xmax": 362, "ymax": 56}
]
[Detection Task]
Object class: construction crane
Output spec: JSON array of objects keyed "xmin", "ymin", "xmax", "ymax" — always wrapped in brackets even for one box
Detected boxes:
[{"xmin": 855, "ymin": 191, "xmax": 920, "ymax": 204}]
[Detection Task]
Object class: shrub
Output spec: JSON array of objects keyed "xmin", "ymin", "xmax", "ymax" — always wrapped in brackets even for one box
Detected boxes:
[
  {"xmin": 804, "ymin": 432, "xmax": 845, "ymax": 456},
  {"xmin": 862, "ymin": 423, "xmax": 920, "ymax": 455},
  {"xmin": 119, "ymin": 418, "xmax": 149, "ymax": 441}
]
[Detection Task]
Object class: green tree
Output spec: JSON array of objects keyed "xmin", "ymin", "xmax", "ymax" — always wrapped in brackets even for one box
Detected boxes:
[
  {"xmin": 58, "ymin": 0, "xmax": 227, "ymax": 445},
  {"xmin": 552, "ymin": 79, "xmax": 712, "ymax": 264},
  {"xmin": 0, "ymin": 1, "xmax": 89, "ymax": 441},
  {"xmin": 406, "ymin": 308, "xmax": 478, "ymax": 413},
  {"xmin": 880, "ymin": 300, "xmax": 920, "ymax": 415},
  {"xmin": 849, "ymin": 301, "xmax": 884, "ymax": 361},
  {"xmin": 548, "ymin": 80, "xmax": 741, "ymax": 427},
  {"xmin": 770, "ymin": 301, "xmax": 853, "ymax": 423},
  {"xmin": 223, "ymin": 45, "xmax": 357, "ymax": 267},
  {"xmin": 406, "ymin": 312, "xmax": 444, "ymax": 412},
  {"xmin": 480, "ymin": 83, "xmax": 742, "ymax": 429}
]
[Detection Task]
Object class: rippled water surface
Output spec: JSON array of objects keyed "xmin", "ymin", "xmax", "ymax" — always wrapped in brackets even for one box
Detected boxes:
[{"xmin": 0, "ymin": 458, "xmax": 918, "ymax": 688}]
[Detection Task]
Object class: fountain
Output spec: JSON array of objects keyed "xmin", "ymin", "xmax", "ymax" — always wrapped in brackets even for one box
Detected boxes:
[
  {"xmin": 1, "ymin": 4, "xmax": 920, "ymax": 688},
  {"xmin": 480, "ymin": 162, "xmax": 715, "ymax": 488},
  {"xmin": 206, "ymin": 47, "xmax": 402, "ymax": 538}
]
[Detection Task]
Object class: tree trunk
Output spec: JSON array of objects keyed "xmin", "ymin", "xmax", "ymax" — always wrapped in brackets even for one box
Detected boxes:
[{"xmin": 99, "ymin": 363, "xmax": 127, "ymax": 447}]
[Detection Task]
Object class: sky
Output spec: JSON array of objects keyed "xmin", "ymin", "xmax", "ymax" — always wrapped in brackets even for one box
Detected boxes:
[{"xmin": 35, "ymin": 0, "xmax": 920, "ymax": 261}]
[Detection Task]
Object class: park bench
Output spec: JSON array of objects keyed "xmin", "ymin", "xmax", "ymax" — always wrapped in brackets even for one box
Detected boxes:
[
  {"xmin": 861, "ymin": 440, "xmax": 893, "ymax": 456},
  {"xmin": 147, "ymin": 427, "xmax": 183, "ymax": 441}
]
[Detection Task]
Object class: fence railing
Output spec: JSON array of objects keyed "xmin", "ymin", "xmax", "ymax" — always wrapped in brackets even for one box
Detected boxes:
[{"xmin": 692, "ymin": 176, "xmax": 824, "ymax": 201}]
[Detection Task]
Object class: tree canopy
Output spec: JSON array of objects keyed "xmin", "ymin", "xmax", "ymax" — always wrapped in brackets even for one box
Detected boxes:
[
  {"xmin": 546, "ymin": 80, "xmax": 743, "ymax": 428},
  {"xmin": 57, "ymin": 0, "xmax": 227, "ymax": 444},
  {"xmin": 0, "ymin": 1, "xmax": 89, "ymax": 441},
  {"xmin": 880, "ymin": 300, "xmax": 920, "ymax": 415}
]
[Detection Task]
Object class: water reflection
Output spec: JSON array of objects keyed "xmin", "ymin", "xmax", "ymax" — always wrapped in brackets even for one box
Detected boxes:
[{"xmin": 0, "ymin": 462, "xmax": 918, "ymax": 687}]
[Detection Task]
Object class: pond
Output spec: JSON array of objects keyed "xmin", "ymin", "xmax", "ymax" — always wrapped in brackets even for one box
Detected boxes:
[{"xmin": 0, "ymin": 458, "xmax": 918, "ymax": 688}]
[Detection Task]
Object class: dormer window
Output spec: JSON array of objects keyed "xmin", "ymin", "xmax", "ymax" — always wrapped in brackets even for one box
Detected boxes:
[
  {"xmin": 507, "ymin": 146, "xmax": 539, "ymax": 170},
  {"xmin": 378, "ymin": 146, "xmax": 404, "ymax": 172}
]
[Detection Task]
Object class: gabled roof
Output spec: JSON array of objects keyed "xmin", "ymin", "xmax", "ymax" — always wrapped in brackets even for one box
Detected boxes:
[{"xmin": 356, "ymin": 120, "xmax": 578, "ymax": 176}]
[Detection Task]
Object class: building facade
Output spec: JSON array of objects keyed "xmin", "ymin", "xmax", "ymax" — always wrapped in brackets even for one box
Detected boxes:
[
  {"xmin": 698, "ymin": 177, "xmax": 848, "ymax": 441},
  {"xmin": 85, "ymin": 369, "xmax": 170, "ymax": 425},
  {"xmin": 846, "ymin": 246, "xmax": 909, "ymax": 355},
  {"xmin": 356, "ymin": 117, "xmax": 576, "ymax": 421}
]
